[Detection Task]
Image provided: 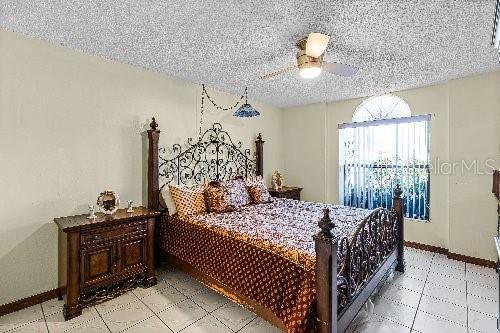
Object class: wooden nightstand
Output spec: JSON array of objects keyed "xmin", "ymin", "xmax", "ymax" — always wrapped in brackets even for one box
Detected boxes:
[
  {"xmin": 268, "ymin": 186, "xmax": 303, "ymax": 200},
  {"xmin": 55, "ymin": 207, "xmax": 159, "ymax": 320}
]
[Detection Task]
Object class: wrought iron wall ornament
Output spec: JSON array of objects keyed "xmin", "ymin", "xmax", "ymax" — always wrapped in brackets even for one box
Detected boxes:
[
  {"xmin": 158, "ymin": 123, "xmax": 258, "ymax": 208},
  {"xmin": 198, "ymin": 84, "xmax": 260, "ymax": 138}
]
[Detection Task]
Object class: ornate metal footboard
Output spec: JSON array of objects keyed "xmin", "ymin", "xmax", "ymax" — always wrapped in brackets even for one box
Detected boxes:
[{"xmin": 314, "ymin": 186, "xmax": 404, "ymax": 333}]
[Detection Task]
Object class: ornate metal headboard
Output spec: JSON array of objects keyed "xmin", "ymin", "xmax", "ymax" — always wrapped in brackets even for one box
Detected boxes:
[{"xmin": 147, "ymin": 118, "xmax": 264, "ymax": 211}]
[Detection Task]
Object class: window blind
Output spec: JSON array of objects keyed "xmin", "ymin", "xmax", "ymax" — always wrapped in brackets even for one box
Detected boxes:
[{"xmin": 339, "ymin": 115, "xmax": 430, "ymax": 220}]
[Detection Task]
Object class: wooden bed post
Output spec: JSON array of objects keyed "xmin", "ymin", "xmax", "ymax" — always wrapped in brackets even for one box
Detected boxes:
[
  {"xmin": 255, "ymin": 133, "xmax": 264, "ymax": 177},
  {"xmin": 314, "ymin": 209, "xmax": 339, "ymax": 333},
  {"xmin": 393, "ymin": 184, "xmax": 405, "ymax": 272},
  {"xmin": 147, "ymin": 117, "xmax": 160, "ymax": 210}
]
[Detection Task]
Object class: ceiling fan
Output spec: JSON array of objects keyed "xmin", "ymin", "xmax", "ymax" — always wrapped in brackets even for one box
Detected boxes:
[{"xmin": 260, "ymin": 33, "xmax": 359, "ymax": 80}]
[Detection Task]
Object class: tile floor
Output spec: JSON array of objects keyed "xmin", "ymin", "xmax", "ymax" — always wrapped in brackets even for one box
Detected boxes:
[{"xmin": 0, "ymin": 247, "xmax": 498, "ymax": 333}]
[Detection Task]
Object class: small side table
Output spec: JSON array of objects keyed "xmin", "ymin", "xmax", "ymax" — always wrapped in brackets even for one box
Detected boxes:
[
  {"xmin": 55, "ymin": 207, "xmax": 159, "ymax": 320},
  {"xmin": 268, "ymin": 186, "xmax": 303, "ymax": 201}
]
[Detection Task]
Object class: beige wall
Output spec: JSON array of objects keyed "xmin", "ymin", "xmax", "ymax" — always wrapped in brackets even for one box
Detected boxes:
[
  {"xmin": 448, "ymin": 72, "xmax": 500, "ymax": 259},
  {"xmin": 0, "ymin": 29, "xmax": 283, "ymax": 305},
  {"xmin": 282, "ymin": 103, "xmax": 327, "ymax": 202},
  {"xmin": 284, "ymin": 72, "xmax": 499, "ymax": 261}
]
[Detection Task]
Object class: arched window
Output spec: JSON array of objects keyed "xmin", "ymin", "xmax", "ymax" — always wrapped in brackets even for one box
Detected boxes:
[
  {"xmin": 352, "ymin": 95, "xmax": 411, "ymax": 122},
  {"xmin": 339, "ymin": 95, "xmax": 430, "ymax": 221}
]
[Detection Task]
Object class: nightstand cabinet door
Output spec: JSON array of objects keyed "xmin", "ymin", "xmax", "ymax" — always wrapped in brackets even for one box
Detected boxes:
[
  {"xmin": 118, "ymin": 236, "xmax": 146, "ymax": 274},
  {"xmin": 80, "ymin": 243, "xmax": 116, "ymax": 288}
]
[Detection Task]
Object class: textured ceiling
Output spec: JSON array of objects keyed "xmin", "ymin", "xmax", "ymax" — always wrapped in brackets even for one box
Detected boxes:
[{"xmin": 1, "ymin": 0, "xmax": 499, "ymax": 107}]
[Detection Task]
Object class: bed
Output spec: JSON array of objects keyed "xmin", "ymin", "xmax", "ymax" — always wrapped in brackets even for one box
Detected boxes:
[{"xmin": 145, "ymin": 118, "xmax": 405, "ymax": 333}]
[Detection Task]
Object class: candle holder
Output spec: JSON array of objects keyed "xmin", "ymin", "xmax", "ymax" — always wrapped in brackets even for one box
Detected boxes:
[
  {"xmin": 127, "ymin": 200, "xmax": 134, "ymax": 213},
  {"xmin": 86, "ymin": 204, "xmax": 97, "ymax": 220}
]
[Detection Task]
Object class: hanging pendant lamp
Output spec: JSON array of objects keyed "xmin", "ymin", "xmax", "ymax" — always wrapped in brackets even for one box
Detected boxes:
[{"xmin": 233, "ymin": 87, "xmax": 260, "ymax": 118}]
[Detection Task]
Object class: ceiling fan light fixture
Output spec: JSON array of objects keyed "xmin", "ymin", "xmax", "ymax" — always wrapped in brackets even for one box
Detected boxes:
[{"xmin": 299, "ymin": 62, "xmax": 322, "ymax": 79}]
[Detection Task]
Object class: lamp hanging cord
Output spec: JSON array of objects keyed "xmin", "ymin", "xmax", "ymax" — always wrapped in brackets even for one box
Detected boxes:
[
  {"xmin": 202, "ymin": 84, "xmax": 245, "ymax": 111},
  {"xmin": 198, "ymin": 84, "xmax": 247, "ymax": 139}
]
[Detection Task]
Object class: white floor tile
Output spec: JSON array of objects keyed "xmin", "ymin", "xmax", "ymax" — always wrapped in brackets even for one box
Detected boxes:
[
  {"xmin": 132, "ymin": 281, "xmax": 172, "ymax": 299},
  {"xmin": 61, "ymin": 315, "xmax": 110, "ymax": 333},
  {"xmin": 95, "ymin": 291, "xmax": 138, "ymax": 315},
  {"xmin": 426, "ymin": 271, "xmax": 466, "ymax": 292},
  {"xmin": 432, "ymin": 254, "xmax": 466, "ymax": 274},
  {"xmin": 5, "ymin": 257, "xmax": 498, "ymax": 333},
  {"xmin": 99, "ymin": 300, "xmax": 155, "ymax": 333},
  {"xmin": 402, "ymin": 265, "xmax": 429, "ymax": 281},
  {"xmin": 239, "ymin": 317, "xmax": 283, "ymax": 333},
  {"xmin": 417, "ymin": 294, "xmax": 467, "ymax": 325},
  {"xmin": 422, "ymin": 281, "xmax": 467, "ymax": 307},
  {"xmin": 372, "ymin": 296, "xmax": 417, "ymax": 327},
  {"xmin": 162, "ymin": 269, "xmax": 192, "ymax": 285},
  {"xmin": 45, "ymin": 307, "xmax": 101, "ymax": 333},
  {"xmin": 180, "ymin": 315, "xmax": 233, "ymax": 333},
  {"xmin": 466, "ymin": 270, "xmax": 499, "ymax": 289},
  {"xmin": 468, "ymin": 309, "xmax": 498, "ymax": 333},
  {"xmin": 122, "ymin": 315, "xmax": 172, "ymax": 333},
  {"xmin": 468, "ymin": 280, "xmax": 498, "ymax": 301},
  {"xmin": 405, "ymin": 253, "xmax": 433, "ymax": 271},
  {"xmin": 40, "ymin": 298, "xmax": 65, "ymax": 317},
  {"xmin": 173, "ymin": 277, "xmax": 208, "ymax": 297},
  {"xmin": 376, "ymin": 283, "xmax": 421, "ymax": 308},
  {"xmin": 429, "ymin": 260, "xmax": 465, "ymax": 278},
  {"xmin": 354, "ymin": 314, "xmax": 411, "ymax": 333},
  {"xmin": 140, "ymin": 286, "xmax": 186, "ymax": 313},
  {"xmin": 0, "ymin": 305, "xmax": 44, "ymax": 332},
  {"xmin": 405, "ymin": 250, "xmax": 434, "ymax": 262},
  {"xmin": 386, "ymin": 273, "xmax": 425, "ymax": 293},
  {"xmin": 189, "ymin": 289, "xmax": 229, "ymax": 313},
  {"xmin": 466, "ymin": 264, "xmax": 497, "ymax": 279},
  {"xmin": 467, "ymin": 293, "xmax": 498, "ymax": 317},
  {"xmin": 412, "ymin": 310, "xmax": 467, "ymax": 333},
  {"xmin": 211, "ymin": 301, "xmax": 256, "ymax": 331},
  {"xmin": 5, "ymin": 319, "xmax": 48, "ymax": 333},
  {"xmin": 156, "ymin": 299, "xmax": 207, "ymax": 332}
]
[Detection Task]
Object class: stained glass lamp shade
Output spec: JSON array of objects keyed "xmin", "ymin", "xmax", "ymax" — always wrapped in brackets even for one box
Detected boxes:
[
  {"xmin": 234, "ymin": 103, "xmax": 260, "ymax": 117},
  {"xmin": 233, "ymin": 88, "xmax": 260, "ymax": 118}
]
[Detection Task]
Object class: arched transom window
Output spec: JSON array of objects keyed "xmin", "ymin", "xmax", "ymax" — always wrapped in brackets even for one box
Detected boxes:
[
  {"xmin": 339, "ymin": 94, "xmax": 430, "ymax": 221},
  {"xmin": 352, "ymin": 94, "xmax": 411, "ymax": 122}
]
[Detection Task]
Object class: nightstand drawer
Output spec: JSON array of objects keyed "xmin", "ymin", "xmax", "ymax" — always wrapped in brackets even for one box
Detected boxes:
[
  {"xmin": 279, "ymin": 191, "xmax": 300, "ymax": 200},
  {"xmin": 268, "ymin": 186, "xmax": 302, "ymax": 201},
  {"xmin": 81, "ymin": 221, "xmax": 147, "ymax": 246}
]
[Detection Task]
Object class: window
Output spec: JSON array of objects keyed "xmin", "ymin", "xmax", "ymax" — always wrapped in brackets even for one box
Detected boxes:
[{"xmin": 339, "ymin": 95, "xmax": 430, "ymax": 220}]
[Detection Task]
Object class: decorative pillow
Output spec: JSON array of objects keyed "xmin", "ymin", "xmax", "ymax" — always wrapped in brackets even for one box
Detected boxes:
[
  {"xmin": 160, "ymin": 185, "xmax": 177, "ymax": 215},
  {"xmin": 225, "ymin": 178, "xmax": 251, "ymax": 207},
  {"xmin": 204, "ymin": 182, "xmax": 238, "ymax": 213},
  {"xmin": 169, "ymin": 184, "xmax": 207, "ymax": 218},
  {"xmin": 247, "ymin": 181, "xmax": 272, "ymax": 204}
]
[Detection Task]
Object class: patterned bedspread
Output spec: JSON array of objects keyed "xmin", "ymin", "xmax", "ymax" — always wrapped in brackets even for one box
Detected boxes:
[{"xmin": 159, "ymin": 198, "xmax": 370, "ymax": 333}]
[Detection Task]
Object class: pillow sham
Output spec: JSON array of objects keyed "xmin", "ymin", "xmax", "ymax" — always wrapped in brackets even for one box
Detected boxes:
[
  {"xmin": 204, "ymin": 182, "xmax": 238, "ymax": 213},
  {"xmin": 247, "ymin": 181, "xmax": 272, "ymax": 204},
  {"xmin": 245, "ymin": 175, "xmax": 272, "ymax": 204},
  {"xmin": 225, "ymin": 178, "xmax": 251, "ymax": 207},
  {"xmin": 169, "ymin": 183, "xmax": 207, "ymax": 218},
  {"xmin": 160, "ymin": 186, "xmax": 177, "ymax": 215}
]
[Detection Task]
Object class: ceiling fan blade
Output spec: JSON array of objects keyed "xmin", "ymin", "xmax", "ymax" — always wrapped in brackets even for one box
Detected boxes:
[
  {"xmin": 306, "ymin": 33, "xmax": 330, "ymax": 58},
  {"xmin": 259, "ymin": 66, "xmax": 297, "ymax": 80},
  {"xmin": 322, "ymin": 61, "xmax": 359, "ymax": 77}
]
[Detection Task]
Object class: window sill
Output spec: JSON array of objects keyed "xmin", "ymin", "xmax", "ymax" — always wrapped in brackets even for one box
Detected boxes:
[{"xmin": 404, "ymin": 217, "xmax": 430, "ymax": 223}]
